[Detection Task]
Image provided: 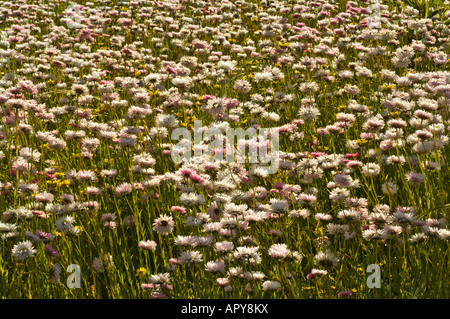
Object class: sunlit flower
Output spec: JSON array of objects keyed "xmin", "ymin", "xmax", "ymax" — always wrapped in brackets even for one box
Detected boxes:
[{"xmin": 11, "ymin": 240, "xmax": 36, "ymax": 261}]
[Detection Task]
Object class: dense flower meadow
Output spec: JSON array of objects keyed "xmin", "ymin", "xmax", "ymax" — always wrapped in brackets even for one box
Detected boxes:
[{"xmin": 0, "ymin": 0, "xmax": 449, "ymax": 299}]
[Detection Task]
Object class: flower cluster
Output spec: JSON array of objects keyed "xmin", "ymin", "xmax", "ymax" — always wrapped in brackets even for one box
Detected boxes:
[{"xmin": 0, "ymin": 0, "xmax": 448, "ymax": 299}]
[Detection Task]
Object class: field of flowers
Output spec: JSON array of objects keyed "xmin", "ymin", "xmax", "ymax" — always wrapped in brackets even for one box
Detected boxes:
[{"xmin": 0, "ymin": 0, "xmax": 449, "ymax": 299}]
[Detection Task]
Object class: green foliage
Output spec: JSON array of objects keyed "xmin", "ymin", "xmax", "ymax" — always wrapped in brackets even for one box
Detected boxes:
[{"xmin": 401, "ymin": 0, "xmax": 449, "ymax": 18}]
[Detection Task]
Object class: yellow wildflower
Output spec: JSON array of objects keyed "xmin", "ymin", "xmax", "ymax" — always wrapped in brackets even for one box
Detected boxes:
[{"xmin": 136, "ymin": 268, "xmax": 147, "ymax": 279}]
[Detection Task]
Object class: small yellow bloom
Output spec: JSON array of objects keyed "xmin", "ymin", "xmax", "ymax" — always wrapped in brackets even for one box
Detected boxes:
[
  {"xmin": 148, "ymin": 89, "xmax": 160, "ymax": 96},
  {"xmin": 58, "ymin": 180, "xmax": 71, "ymax": 187},
  {"xmin": 136, "ymin": 268, "xmax": 147, "ymax": 279},
  {"xmin": 356, "ymin": 139, "xmax": 368, "ymax": 145}
]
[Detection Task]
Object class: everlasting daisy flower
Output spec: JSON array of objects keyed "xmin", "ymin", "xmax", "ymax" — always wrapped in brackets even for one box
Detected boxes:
[
  {"xmin": 232, "ymin": 246, "xmax": 261, "ymax": 265},
  {"xmin": 315, "ymin": 213, "xmax": 333, "ymax": 221},
  {"xmin": 327, "ymin": 223, "xmax": 350, "ymax": 235},
  {"xmin": 50, "ymin": 264, "xmax": 62, "ymax": 283},
  {"xmin": 92, "ymin": 255, "xmax": 114, "ymax": 273},
  {"xmin": 205, "ymin": 261, "xmax": 226, "ymax": 273},
  {"xmin": 216, "ymin": 278, "xmax": 230, "ymax": 286},
  {"xmin": 241, "ymin": 271, "xmax": 265, "ymax": 282},
  {"xmin": 338, "ymin": 291, "xmax": 352, "ymax": 298},
  {"xmin": 267, "ymin": 243, "xmax": 291, "ymax": 259},
  {"xmin": 86, "ymin": 186, "xmax": 102, "ymax": 195},
  {"xmin": 337, "ymin": 209, "xmax": 362, "ymax": 221},
  {"xmin": 288, "ymin": 209, "xmax": 310, "ymax": 218},
  {"xmin": 329, "ymin": 187, "xmax": 350, "ymax": 202},
  {"xmin": 152, "ymin": 215, "xmax": 175, "ymax": 236},
  {"xmin": 11, "ymin": 240, "xmax": 37, "ymax": 261},
  {"xmin": 363, "ymin": 117, "xmax": 385, "ymax": 132},
  {"xmin": 299, "ymin": 81, "xmax": 319, "ymax": 94},
  {"xmin": 234, "ymin": 79, "xmax": 252, "ymax": 93},
  {"xmin": 361, "ymin": 163, "xmax": 381, "ymax": 177},
  {"xmin": 55, "ymin": 216, "xmax": 76, "ymax": 233},
  {"xmin": 75, "ymin": 170, "xmax": 97, "ymax": 182},
  {"xmin": 178, "ymin": 250, "xmax": 203, "ymax": 265},
  {"xmin": 179, "ymin": 193, "xmax": 206, "ymax": 206},
  {"xmin": 410, "ymin": 233, "xmax": 428, "ymax": 243},
  {"xmin": 115, "ymin": 183, "xmax": 133, "ymax": 196},
  {"xmin": 314, "ymin": 249, "xmax": 339, "ymax": 269},
  {"xmin": 298, "ymin": 193, "xmax": 317, "ymax": 206},
  {"xmin": 44, "ymin": 244, "xmax": 58, "ymax": 257},
  {"xmin": 298, "ymin": 106, "xmax": 321, "ymax": 122},
  {"xmin": 149, "ymin": 273, "xmax": 171, "ymax": 285},
  {"xmin": 174, "ymin": 235, "xmax": 197, "ymax": 247},
  {"xmin": 215, "ymin": 241, "xmax": 234, "ymax": 253},
  {"xmin": 306, "ymin": 268, "xmax": 328, "ymax": 280},
  {"xmin": 269, "ymin": 198, "xmax": 289, "ymax": 213},
  {"xmin": 262, "ymin": 280, "xmax": 281, "ymax": 292},
  {"xmin": 34, "ymin": 192, "xmax": 54, "ymax": 203},
  {"xmin": 382, "ymin": 182, "xmax": 398, "ymax": 195},
  {"xmin": 101, "ymin": 169, "xmax": 117, "ymax": 178},
  {"xmin": 405, "ymin": 172, "xmax": 425, "ymax": 185},
  {"xmin": 195, "ymin": 235, "xmax": 213, "ymax": 247},
  {"xmin": 171, "ymin": 206, "xmax": 186, "ymax": 214},
  {"xmin": 156, "ymin": 113, "xmax": 180, "ymax": 129}
]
